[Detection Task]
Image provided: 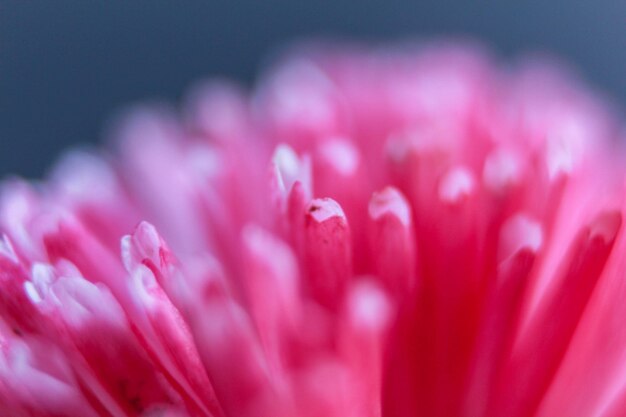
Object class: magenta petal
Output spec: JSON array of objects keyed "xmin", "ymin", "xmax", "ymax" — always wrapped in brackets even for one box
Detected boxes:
[{"xmin": 2, "ymin": 41, "xmax": 626, "ymax": 417}]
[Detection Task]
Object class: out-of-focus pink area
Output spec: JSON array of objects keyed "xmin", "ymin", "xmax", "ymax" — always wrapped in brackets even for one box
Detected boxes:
[{"xmin": 1, "ymin": 41, "xmax": 626, "ymax": 417}]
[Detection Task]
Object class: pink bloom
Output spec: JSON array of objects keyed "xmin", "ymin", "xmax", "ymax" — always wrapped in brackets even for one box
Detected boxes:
[{"xmin": 1, "ymin": 41, "xmax": 626, "ymax": 416}]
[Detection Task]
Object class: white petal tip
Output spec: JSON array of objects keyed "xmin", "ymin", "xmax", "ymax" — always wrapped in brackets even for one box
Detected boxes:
[
  {"xmin": 368, "ymin": 187, "xmax": 411, "ymax": 226},
  {"xmin": 307, "ymin": 198, "xmax": 346, "ymax": 223}
]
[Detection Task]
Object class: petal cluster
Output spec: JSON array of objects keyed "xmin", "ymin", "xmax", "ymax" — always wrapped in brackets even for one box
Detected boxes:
[{"xmin": 1, "ymin": 42, "xmax": 626, "ymax": 417}]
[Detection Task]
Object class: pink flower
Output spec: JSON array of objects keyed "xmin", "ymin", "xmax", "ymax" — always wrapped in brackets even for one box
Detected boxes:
[{"xmin": 1, "ymin": 41, "xmax": 625, "ymax": 417}]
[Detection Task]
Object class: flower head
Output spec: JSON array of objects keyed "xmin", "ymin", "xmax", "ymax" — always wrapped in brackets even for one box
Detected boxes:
[{"xmin": 1, "ymin": 42, "xmax": 626, "ymax": 417}]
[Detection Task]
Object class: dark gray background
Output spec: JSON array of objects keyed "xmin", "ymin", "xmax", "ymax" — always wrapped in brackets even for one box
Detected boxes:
[{"xmin": 2, "ymin": 1, "xmax": 626, "ymax": 178}]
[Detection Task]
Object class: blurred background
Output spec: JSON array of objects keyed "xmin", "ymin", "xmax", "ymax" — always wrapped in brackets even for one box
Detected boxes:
[{"xmin": 2, "ymin": 0, "xmax": 626, "ymax": 178}]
